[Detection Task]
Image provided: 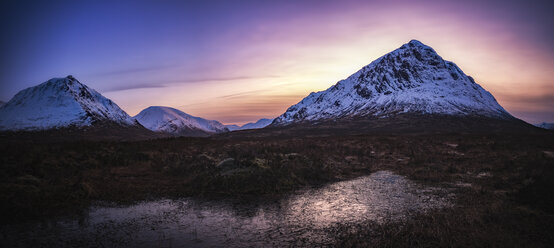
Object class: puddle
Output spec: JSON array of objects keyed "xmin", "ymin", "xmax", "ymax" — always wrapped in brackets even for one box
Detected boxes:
[{"xmin": 1, "ymin": 171, "xmax": 452, "ymax": 247}]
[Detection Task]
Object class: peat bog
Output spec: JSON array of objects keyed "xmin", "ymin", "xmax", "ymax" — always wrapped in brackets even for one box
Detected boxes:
[{"xmin": 1, "ymin": 125, "xmax": 553, "ymax": 247}]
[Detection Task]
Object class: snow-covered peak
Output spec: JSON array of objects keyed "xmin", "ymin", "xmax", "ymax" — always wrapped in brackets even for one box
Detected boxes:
[
  {"xmin": 240, "ymin": 118, "xmax": 274, "ymax": 130},
  {"xmin": 225, "ymin": 118, "xmax": 275, "ymax": 131},
  {"xmin": 535, "ymin": 122, "xmax": 554, "ymax": 130},
  {"xmin": 134, "ymin": 106, "xmax": 228, "ymax": 135},
  {"xmin": 0, "ymin": 76, "xmax": 136, "ymax": 131},
  {"xmin": 407, "ymin": 39, "xmax": 431, "ymax": 49},
  {"xmin": 225, "ymin": 124, "xmax": 241, "ymax": 131},
  {"xmin": 273, "ymin": 40, "xmax": 511, "ymax": 125}
]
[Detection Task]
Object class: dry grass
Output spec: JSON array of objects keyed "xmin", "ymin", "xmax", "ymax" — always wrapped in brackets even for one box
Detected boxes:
[{"xmin": 0, "ymin": 127, "xmax": 553, "ymax": 246}]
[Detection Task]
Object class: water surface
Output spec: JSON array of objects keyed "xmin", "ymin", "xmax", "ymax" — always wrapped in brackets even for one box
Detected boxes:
[{"xmin": 1, "ymin": 171, "xmax": 452, "ymax": 247}]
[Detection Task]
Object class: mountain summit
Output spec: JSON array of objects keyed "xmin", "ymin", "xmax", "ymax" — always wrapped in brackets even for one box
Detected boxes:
[
  {"xmin": 226, "ymin": 118, "xmax": 275, "ymax": 131},
  {"xmin": 134, "ymin": 106, "xmax": 229, "ymax": 136},
  {"xmin": 273, "ymin": 40, "xmax": 511, "ymax": 125},
  {"xmin": 0, "ymin": 76, "xmax": 136, "ymax": 131}
]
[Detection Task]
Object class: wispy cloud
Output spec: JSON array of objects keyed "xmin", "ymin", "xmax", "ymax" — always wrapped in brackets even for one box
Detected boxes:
[
  {"xmin": 161, "ymin": 75, "xmax": 281, "ymax": 84},
  {"xmin": 89, "ymin": 64, "xmax": 178, "ymax": 77},
  {"xmin": 497, "ymin": 93, "xmax": 554, "ymax": 111},
  {"xmin": 102, "ymin": 83, "xmax": 168, "ymax": 93},
  {"xmin": 101, "ymin": 75, "xmax": 281, "ymax": 93},
  {"xmin": 510, "ymin": 110, "xmax": 554, "ymax": 124},
  {"xmin": 495, "ymin": 92, "xmax": 554, "ymax": 122},
  {"xmin": 218, "ymin": 89, "xmax": 267, "ymax": 99},
  {"xmin": 217, "ymin": 82, "xmax": 302, "ymax": 100},
  {"xmin": 177, "ymin": 93, "xmax": 305, "ymax": 124}
]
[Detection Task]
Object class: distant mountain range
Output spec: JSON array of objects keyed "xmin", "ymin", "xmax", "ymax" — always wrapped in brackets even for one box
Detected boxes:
[
  {"xmin": 0, "ymin": 76, "xmax": 272, "ymax": 137},
  {"xmin": 273, "ymin": 40, "xmax": 512, "ymax": 126},
  {"xmin": 0, "ymin": 40, "xmax": 544, "ymax": 139},
  {"xmin": 535, "ymin": 122, "xmax": 554, "ymax": 130},
  {"xmin": 226, "ymin": 118, "xmax": 274, "ymax": 131}
]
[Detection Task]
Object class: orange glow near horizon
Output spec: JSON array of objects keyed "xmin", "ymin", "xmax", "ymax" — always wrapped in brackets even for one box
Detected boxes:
[
  {"xmin": 105, "ymin": 4, "xmax": 553, "ymax": 125},
  {"xmin": 4, "ymin": 1, "xmax": 552, "ymax": 125}
]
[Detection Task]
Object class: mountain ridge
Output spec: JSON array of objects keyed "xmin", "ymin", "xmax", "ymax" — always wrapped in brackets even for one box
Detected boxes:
[
  {"xmin": 536, "ymin": 122, "xmax": 554, "ymax": 130},
  {"xmin": 226, "ymin": 118, "xmax": 274, "ymax": 131},
  {"xmin": 273, "ymin": 40, "xmax": 512, "ymax": 126}
]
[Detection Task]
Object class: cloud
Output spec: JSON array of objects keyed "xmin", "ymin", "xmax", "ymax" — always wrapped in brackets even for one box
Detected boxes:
[
  {"xmin": 217, "ymin": 82, "xmax": 301, "ymax": 100},
  {"xmin": 177, "ymin": 93, "xmax": 305, "ymax": 124},
  {"xmin": 493, "ymin": 91, "xmax": 554, "ymax": 123},
  {"xmin": 102, "ymin": 83, "xmax": 168, "ymax": 93},
  {"xmin": 217, "ymin": 89, "xmax": 267, "ymax": 99},
  {"xmin": 510, "ymin": 110, "xmax": 554, "ymax": 124},
  {"xmin": 497, "ymin": 93, "xmax": 554, "ymax": 112},
  {"xmin": 101, "ymin": 75, "xmax": 281, "ymax": 93},
  {"xmin": 162, "ymin": 75, "xmax": 281, "ymax": 84},
  {"xmin": 89, "ymin": 64, "xmax": 177, "ymax": 77}
]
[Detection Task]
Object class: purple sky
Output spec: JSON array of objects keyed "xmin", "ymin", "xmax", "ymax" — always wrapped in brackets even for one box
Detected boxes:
[{"xmin": 1, "ymin": 0, "xmax": 553, "ymax": 124}]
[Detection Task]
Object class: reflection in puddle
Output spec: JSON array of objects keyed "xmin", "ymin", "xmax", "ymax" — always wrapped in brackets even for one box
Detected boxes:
[{"xmin": 1, "ymin": 171, "xmax": 452, "ymax": 247}]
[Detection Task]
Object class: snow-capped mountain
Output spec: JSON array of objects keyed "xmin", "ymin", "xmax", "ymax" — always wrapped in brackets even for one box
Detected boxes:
[
  {"xmin": 0, "ymin": 76, "xmax": 136, "ymax": 131},
  {"xmin": 273, "ymin": 40, "xmax": 511, "ymax": 126},
  {"xmin": 240, "ymin": 118, "xmax": 274, "ymax": 130},
  {"xmin": 225, "ymin": 124, "xmax": 241, "ymax": 131},
  {"xmin": 535, "ymin": 122, "xmax": 554, "ymax": 130},
  {"xmin": 134, "ymin": 106, "xmax": 229, "ymax": 136},
  {"xmin": 225, "ymin": 118, "xmax": 274, "ymax": 131}
]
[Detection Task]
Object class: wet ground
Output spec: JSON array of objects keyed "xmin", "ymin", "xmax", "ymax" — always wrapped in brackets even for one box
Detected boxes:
[{"xmin": 1, "ymin": 171, "xmax": 453, "ymax": 247}]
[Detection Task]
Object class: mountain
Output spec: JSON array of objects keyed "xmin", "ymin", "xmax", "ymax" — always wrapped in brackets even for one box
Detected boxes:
[
  {"xmin": 0, "ymin": 101, "xmax": 5, "ymax": 108},
  {"xmin": 0, "ymin": 76, "xmax": 137, "ymax": 131},
  {"xmin": 240, "ymin": 118, "xmax": 274, "ymax": 130},
  {"xmin": 273, "ymin": 40, "xmax": 512, "ymax": 126},
  {"xmin": 225, "ymin": 124, "xmax": 241, "ymax": 131},
  {"xmin": 134, "ymin": 106, "xmax": 229, "ymax": 136},
  {"xmin": 225, "ymin": 118, "xmax": 274, "ymax": 131},
  {"xmin": 536, "ymin": 122, "xmax": 554, "ymax": 130}
]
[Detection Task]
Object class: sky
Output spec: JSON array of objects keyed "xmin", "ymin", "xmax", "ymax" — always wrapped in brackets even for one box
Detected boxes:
[{"xmin": 1, "ymin": 0, "xmax": 553, "ymax": 125}]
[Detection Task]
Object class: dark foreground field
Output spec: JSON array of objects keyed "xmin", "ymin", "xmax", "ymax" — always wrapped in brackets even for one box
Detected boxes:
[{"xmin": 1, "ymin": 124, "xmax": 553, "ymax": 247}]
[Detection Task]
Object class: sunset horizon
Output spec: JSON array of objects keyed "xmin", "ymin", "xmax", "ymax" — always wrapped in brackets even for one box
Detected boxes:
[
  {"xmin": 1, "ymin": 0, "xmax": 553, "ymax": 125},
  {"xmin": 1, "ymin": 1, "xmax": 553, "ymax": 247}
]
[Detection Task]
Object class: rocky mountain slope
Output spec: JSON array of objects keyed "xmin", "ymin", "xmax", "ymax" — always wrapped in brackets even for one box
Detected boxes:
[
  {"xmin": 273, "ymin": 40, "xmax": 512, "ymax": 126},
  {"xmin": 0, "ymin": 76, "xmax": 137, "ymax": 131}
]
